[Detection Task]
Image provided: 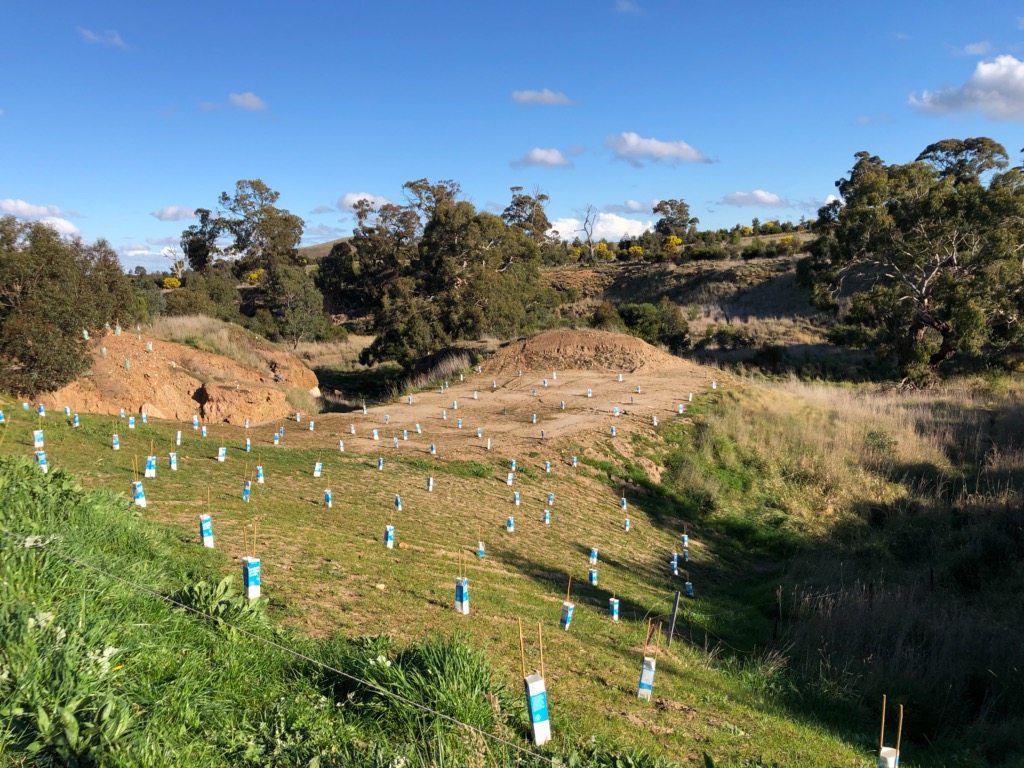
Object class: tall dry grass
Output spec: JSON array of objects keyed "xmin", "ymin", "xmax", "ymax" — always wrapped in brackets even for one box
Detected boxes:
[
  {"xmin": 704, "ymin": 376, "xmax": 1024, "ymax": 742},
  {"xmin": 150, "ymin": 315, "xmax": 274, "ymax": 371}
]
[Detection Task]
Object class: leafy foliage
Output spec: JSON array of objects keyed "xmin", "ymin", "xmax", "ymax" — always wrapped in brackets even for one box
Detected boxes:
[
  {"xmin": 0, "ymin": 217, "xmax": 136, "ymax": 395},
  {"xmin": 805, "ymin": 138, "xmax": 1024, "ymax": 384}
]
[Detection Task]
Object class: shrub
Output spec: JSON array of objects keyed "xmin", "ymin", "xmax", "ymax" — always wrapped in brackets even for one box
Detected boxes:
[{"xmin": 162, "ymin": 277, "xmax": 181, "ymax": 289}]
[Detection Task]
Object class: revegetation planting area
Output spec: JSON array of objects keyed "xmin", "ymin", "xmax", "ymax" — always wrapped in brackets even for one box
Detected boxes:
[{"xmin": 2, "ymin": 336, "xmax": 1022, "ymax": 766}]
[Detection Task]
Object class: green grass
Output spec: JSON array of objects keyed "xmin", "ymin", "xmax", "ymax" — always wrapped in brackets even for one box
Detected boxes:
[{"xmin": 5, "ymin": 374, "xmax": 1020, "ymax": 766}]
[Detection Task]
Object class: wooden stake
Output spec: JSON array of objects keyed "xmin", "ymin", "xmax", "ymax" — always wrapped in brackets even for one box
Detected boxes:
[
  {"xmin": 879, "ymin": 694, "xmax": 887, "ymax": 753},
  {"xmin": 243, "ymin": 525, "xmax": 248, "ymax": 558},
  {"xmin": 644, "ymin": 618, "xmax": 652, "ymax": 655},
  {"xmin": 654, "ymin": 622, "xmax": 663, "ymax": 660},
  {"xmin": 538, "ymin": 622, "xmax": 545, "ymax": 679},
  {"xmin": 565, "ymin": 575, "xmax": 572, "ymax": 602},
  {"xmin": 517, "ymin": 617, "xmax": 527, "ymax": 679},
  {"xmin": 895, "ymin": 704, "xmax": 904, "ymax": 756},
  {"xmin": 252, "ymin": 521, "xmax": 258, "ymax": 558}
]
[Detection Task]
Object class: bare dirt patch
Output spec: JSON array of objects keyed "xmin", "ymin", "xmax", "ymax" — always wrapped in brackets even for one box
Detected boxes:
[{"xmin": 47, "ymin": 330, "xmax": 318, "ymax": 424}]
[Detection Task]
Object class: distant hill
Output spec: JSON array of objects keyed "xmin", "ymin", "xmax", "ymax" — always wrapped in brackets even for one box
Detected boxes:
[{"xmin": 297, "ymin": 237, "xmax": 350, "ymax": 262}]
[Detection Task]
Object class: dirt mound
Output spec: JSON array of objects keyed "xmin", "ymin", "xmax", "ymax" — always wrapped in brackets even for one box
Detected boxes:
[
  {"xmin": 46, "ymin": 331, "xmax": 318, "ymax": 425},
  {"xmin": 488, "ymin": 329, "xmax": 690, "ymax": 375}
]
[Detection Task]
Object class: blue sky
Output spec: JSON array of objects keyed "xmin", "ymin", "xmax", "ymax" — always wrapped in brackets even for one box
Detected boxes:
[{"xmin": 2, "ymin": 0, "xmax": 1023, "ymax": 272}]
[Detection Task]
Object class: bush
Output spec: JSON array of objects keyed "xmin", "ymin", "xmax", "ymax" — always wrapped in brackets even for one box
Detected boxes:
[{"xmin": 162, "ymin": 277, "xmax": 181, "ymax": 289}]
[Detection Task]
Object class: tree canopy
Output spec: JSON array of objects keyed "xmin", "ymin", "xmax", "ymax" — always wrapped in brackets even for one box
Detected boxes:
[
  {"xmin": 0, "ymin": 217, "xmax": 136, "ymax": 395},
  {"xmin": 805, "ymin": 138, "xmax": 1024, "ymax": 384},
  {"xmin": 323, "ymin": 180, "xmax": 554, "ymax": 368}
]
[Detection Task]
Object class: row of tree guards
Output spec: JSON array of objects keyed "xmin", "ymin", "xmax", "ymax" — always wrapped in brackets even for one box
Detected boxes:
[
  {"xmin": 11, "ymin": 369, "xmax": 699, "ymax": 714},
  {"xmin": 10, "ymin": 369, "xmax": 908, "ymax": 758}
]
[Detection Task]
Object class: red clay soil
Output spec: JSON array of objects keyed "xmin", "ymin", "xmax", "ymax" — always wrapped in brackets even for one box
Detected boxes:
[
  {"xmin": 45, "ymin": 331, "xmax": 318, "ymax": 425},
  {"xmin": 488, "ymin": 328, "xmax": 689, "ymax": 375}
]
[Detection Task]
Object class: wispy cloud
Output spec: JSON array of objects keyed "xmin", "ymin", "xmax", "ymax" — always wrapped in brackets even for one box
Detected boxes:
[
  {"xmin": 511, "ymin": 88, "xmax": 573, "ymax": 105},
  {"xmin": 310, "ymin": 205, "xmax": 335, "ymax": 215},
  {"xmin": 228, "ymin": 92, "xmax": 267, "ymax": 111},
  {"xmin": 77, "ymin": 27, "xmax": 127, "ymax": 49},
  {"xmin": 150, "ymin": 205, "xmax": 195, "ymax": 221},
  {"xmin": 302, "ymin": 224, "xmax": 347, "ymax": 242},
  {"xmin": 855, "ymin": 114, "xmax": 894, "ymax": 125},
  {"xmin": 605, "ymin": 199, "xmax": 660, "ymax": 214},
  {"xmin": 720, "ymin": 189, "xmax": 789, "ymax": 207},
  {"xmin": 512, "ymin": 147, "xmax": 572, "ymax": 168},
  {"xmin": 337, "ymin": 192, "xmax": 391, "ymax": 212},
  {"xmin": 910, "ymin": 54, "xmax": 1024, "ymax": 120},
  {"xmin": 615, "ymin": 0, "xmax": 642, "ymax": 13},
  {"xmin": 955, "ymin": 40, "xmax": 991, "ymax": 56},
  {"xmin": 605, "ymin": 131, "xmax": 709, "ymax": 167}
]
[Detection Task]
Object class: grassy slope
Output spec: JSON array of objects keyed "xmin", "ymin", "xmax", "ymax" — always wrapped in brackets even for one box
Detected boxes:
[
  {"xmin": 0, "ymin": 394, "xmax": 864, "ymax": 767},
  {"xmin": 4, "ymin": 367, "xmax": 1020, "ymax": 766}
]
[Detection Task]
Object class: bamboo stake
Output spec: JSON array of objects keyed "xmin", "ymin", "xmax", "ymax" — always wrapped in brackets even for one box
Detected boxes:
[
  {"xmin": 538, "ymin": 622, "xmax": 545, "ymax": 679},
  {"xmin": 517, "ymin": 617, "xmax": 526, "ymax": 679},
  {"xmin": 644, "ymin": 618, "xmax": 652, "ymax": 656},
  {"xmin": 895, "ymin": 704, "xmax": 904, "ymax": 757},
  {"xmin": 654, "ymin": 622, "xmax": 663, "ymax": 660},
  {"xmin": 243, "ymin": 525, "xmax": 248, "ymax": 558},
  {"xmin": 880, "ymin": 696, "xmax": 888, "ymax": 753},
  {"xmin": 252, "ymin": 521, "xmax": 258, "ymax": 558},
  {"xmin": 565, "ymin": 575, "xmax": 572, "ymax": 602}
]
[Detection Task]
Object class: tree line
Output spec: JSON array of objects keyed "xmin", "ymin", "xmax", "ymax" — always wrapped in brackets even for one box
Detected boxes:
[{"xmin": 2, "ymin": 135, "xmax": 1021, "ymax": 396}]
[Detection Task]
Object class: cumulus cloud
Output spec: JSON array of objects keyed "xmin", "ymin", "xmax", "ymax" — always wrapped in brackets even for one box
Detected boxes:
[
  {"xmin": 548, "ymin": 212, "xmax": 653, "ymax": 241},
  {"xmin": 910, "ymin": 55, "xmax": 1024, "ymax": 120},
  {"xmin": 0, "ymin": 199, "xmax": 66, "ymax": 218},
  {"xmin": 720, "ymin": 189, "xmax": 788, "ymax": 207},
  {"xmin": 512, "ymin": 148, "xmax": 572, "ymax": 168},
  {"xmin": 798, "ymin": 193, "xmax": 842, "ymax": 214},
  {"xmin": 0, "ymin": 199, "xmax": 80, "ymax": 235},
  {"xmin": 605, "ymin": 132, "xmax": 709, "ymax": 166},
  {"xmin": 150, "ymin": 205, "xmax": 195, "ymax": 221},
  {"xmin": 228, "ymin": 92, "xmax": 267, "ymax": 111},
  {"xmin": 605, "ymin": 199, "xmax": 660, "ymax": 214},
  {"xmin": 78, "ymin": 27, "xmax": 127, "ymax": 48},
  {"xmin": 511, "ymin": 88, "xmax": 573, "ymax": 105},
  {"xmin": 37, "ymin": 217, "xmax": 81, "ymax": 236},
  {"xmin": 337, "ymin": 192, "xmax": 391, "ymax": 212}
]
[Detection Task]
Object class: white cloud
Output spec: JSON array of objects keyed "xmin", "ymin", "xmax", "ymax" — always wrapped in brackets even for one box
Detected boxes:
[
  {"xmin": 720, "ymin": 189, "xmax": 788, "ymax": 207},
  {"xmin": 337, "ymin": 192, "xmax": 391, "ymax": 212},
  {"xmin": 1018, "ymin": 17, "xmax": 1024, "ymax": 30},
  {"xmin": 605, "ymin": 199, "xmax": 660, "ymax": 214},
  {"xmin": 548, "ymin": 212, "xmax": 653, "ymax": 241},
  {"xmin": 38, "ymin": 216, "xmax": 81, "ymax": 236},
  {"xmin": 512, "ymin": 147, "xmax": 572, "ymax": 168},
  {"xmin": 0, "ymin": 199, "xmax": 81, "ymax": 235},
  {"xmin": 605, "ymin": 131, "xmax": 709, "ymax": 167},
  {"xmin": 0, "ymin": 199, "xmax": 65, "ymax": 218},
  {"xmin": 957, "ymin": 41, "xmax": 991, "ymax": 56},
  {"xmin": 197, "ymin": 101, "xmax": 219, "ymax": 112},
  {"xmin": 228, "ymin": 92, "xmax": 267, "ymax": 111},
  {"xmin": 910, "ymin": 55, "xmax": 1024, "ymax": 120},
  {"xmin": 310, "ymin": 205, "xmax": 335, "ymax": 214},
  {"xmin": 511, "ymin": 88, "xmax": 573, "ymax": 105},
  {"xmin": 150, "ymin": 205, "xmax": 195, "ymax": 221},
  {"xmin": 78, "ymin": 27, "xmax": 127, "ymax": 48},
  {"xmin": 615, "ymin": 0, "xmax": 641, "ymax": 12}
]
